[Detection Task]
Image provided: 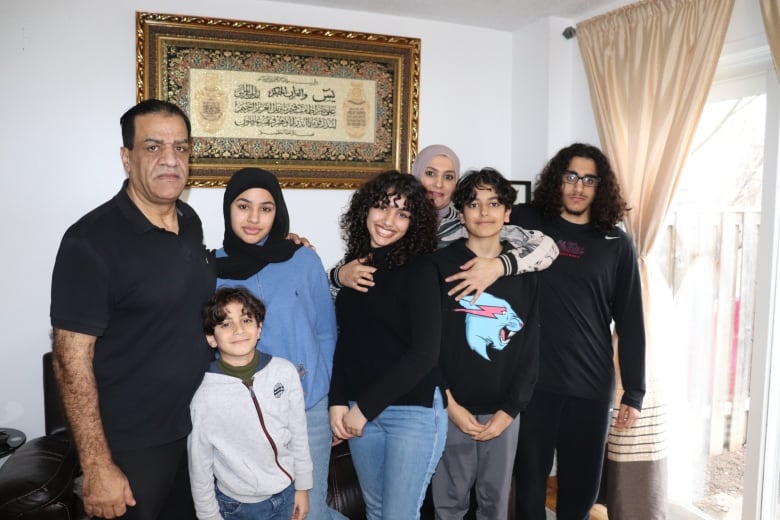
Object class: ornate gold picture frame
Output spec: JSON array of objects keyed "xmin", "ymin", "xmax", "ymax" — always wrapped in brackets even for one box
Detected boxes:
[{"xmin": 136, "ymin": 12, "xmax": 420, "ymax": 188}]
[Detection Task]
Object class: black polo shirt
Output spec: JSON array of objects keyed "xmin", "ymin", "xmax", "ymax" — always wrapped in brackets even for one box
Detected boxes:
[{"xmin": 50, "ymin": 181, "xmax": 216, "ymax": 451}]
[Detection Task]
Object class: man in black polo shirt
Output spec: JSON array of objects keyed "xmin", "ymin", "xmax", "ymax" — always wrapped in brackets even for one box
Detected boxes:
[{"xmin": 50, "ymin": 100, "xmax": 215, "ymax": 520}]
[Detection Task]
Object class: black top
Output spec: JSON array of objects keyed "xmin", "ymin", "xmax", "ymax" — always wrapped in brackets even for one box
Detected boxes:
[
  {"xmin": 50, "ymin": 181, "xmax": 216, "ymax": 451},
  {"xmin": 510, "ymin": 204, "xmax": 645, "ymax": 409},
  {"xmin": 434, "ymin": 239, "xmax": 539, "ymax": 417},
  {"xmin": 329, "ymin": 247, "xmax": 442, "ymax": 421}
]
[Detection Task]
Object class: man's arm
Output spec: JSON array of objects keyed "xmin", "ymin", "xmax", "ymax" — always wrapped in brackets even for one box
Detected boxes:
[
  {"xmin": 612, "ymin": 233, "xmax": 646, "ymax": 421},
  {"xmin": 500, "ymin": 226, "xmax": 559, "ymax": 274},
  {"xmin": 52, "ymin": 328, "xmax": 135, "ymax": 519}
]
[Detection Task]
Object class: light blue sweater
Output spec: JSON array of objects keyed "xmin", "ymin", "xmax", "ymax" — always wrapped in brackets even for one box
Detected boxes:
[{"xmin": 216, "ymin": 245, "xmax": 337, "ymax": 410}]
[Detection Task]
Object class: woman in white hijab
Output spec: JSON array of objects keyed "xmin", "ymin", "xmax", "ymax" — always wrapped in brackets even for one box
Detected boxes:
[{"xmin": 410, "ymin": 145, "xmax": 462, "ymax": 244}]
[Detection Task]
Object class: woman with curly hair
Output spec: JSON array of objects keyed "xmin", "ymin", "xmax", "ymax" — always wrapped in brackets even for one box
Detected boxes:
[
  {"xmin": 328, "ymin": 170, "xmax": 447, "ymax": 520},
  {"xmin": 330, "ymin": 145, "xmax": 559, "ymax": 303},
  {"xmin": 511, "ymin": 143, "xmax": 645, "ymax": 520}
]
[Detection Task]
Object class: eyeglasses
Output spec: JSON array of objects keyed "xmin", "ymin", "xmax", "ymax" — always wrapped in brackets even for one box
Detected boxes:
[{"xmin": 562, "ymin": 171, "xmax": 600, "ymax": 187}]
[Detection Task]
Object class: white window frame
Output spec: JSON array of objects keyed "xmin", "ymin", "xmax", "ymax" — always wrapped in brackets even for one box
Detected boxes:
[{"xmin": 741, "ymin": 50, "xmax": 780, "ymax": 519}]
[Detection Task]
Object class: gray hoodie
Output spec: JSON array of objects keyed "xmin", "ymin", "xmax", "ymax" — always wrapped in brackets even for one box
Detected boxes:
[{"xmin": 188, "ymin": 354, "xmax": 313, "ymax": 520}]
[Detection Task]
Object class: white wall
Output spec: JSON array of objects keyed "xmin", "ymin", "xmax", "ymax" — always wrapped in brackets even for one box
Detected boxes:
[
  {"xmin": 511, "ymin": 15, "xmax": 602, "ymax": 180},
  {"xmin": 0, "ymin": 0, "xmax": 766, "ymax": 442},
  {"xmin": 0, "ymin": 0, "xmax": 514, "ymax": 439}
]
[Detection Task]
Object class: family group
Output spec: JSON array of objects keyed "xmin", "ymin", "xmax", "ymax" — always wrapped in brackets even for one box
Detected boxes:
[{"xmin": 49, "ymin": 99, "xmax": 645, "ymax": 520}]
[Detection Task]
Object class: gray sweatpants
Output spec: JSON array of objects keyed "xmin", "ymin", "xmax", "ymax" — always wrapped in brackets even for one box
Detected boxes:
[{"xmin": 432, "ymin": 413, "xmax": 521, "ymax": 520}]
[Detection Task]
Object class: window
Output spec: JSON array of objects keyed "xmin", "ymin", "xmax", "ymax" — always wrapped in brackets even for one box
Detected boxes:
[{"xmin": 657, "ymin": 54, "xmax": 775, "ymax": 519}]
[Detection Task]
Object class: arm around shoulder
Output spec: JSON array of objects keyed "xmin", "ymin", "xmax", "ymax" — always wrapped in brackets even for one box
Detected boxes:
[
  {"xmin": 327, "ymin": 257, "xmax": 346, "ymax": 298},
  {"xmin": 500, "ymin": 226, "xmax": 559, "ymax": 275},
  {"xmin": 331, "ymin": 256, "xmax": 377, "ymax": 294}
]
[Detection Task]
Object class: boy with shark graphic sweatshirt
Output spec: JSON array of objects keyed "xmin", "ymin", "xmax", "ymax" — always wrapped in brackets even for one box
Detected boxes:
[{"xmin": 431, "ymin": 168, "xmax": 547, "ymax": 519}]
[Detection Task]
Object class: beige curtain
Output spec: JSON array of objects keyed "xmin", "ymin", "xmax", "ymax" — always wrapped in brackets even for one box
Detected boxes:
[
  {"xmin": 761, "ymin": 0, "xmax": 780, "ymax": 80},
  {"xmin": 576, "ymin": 0, "xmax": 734, "ymax": 518}
]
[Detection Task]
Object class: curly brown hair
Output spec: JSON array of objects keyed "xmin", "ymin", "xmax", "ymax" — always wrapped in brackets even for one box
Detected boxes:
[
  {"xmin": 203, "ymin": 287, "xmax": 266, "ymax": 335},
  {"xmin": 340, "ymin": 171, "xmax": 437, "ymax": 269},
  {"xmin": 453, "ymin": 168, "xmax": 516, "ymax": 212},
  {"xmin": 531, "ymin": 143, "xmax": 629, "ymax": 231}
]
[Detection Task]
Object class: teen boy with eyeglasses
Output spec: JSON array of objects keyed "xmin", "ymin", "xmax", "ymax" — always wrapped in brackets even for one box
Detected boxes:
[{"xmin": 510, "ymin": 143, "xmax": 646, "ymax": 520}]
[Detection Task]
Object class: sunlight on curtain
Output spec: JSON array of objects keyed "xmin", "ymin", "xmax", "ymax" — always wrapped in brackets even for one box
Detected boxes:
[
  {"xmin": 576, "ymin": 0, "xmax": 735, "ymax": 517},
  {"xmin": 760, "ymin": 0, "xmax": 780, "ymax": 81}
]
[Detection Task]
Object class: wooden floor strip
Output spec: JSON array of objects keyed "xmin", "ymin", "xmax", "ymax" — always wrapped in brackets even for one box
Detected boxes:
[{"xmin": 546, "ymin": 477, "xmax": 609, "ymax": 520}]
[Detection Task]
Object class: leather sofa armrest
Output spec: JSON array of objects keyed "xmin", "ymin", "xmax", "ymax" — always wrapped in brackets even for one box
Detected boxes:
[{"xmin": 0, "ymin": 433, "xmax": 80, "ymax": 517}]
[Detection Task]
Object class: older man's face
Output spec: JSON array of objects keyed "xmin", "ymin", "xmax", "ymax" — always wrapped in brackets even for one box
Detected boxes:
[{"xmin": 120, "ymin": 113, "xmax": 190, "ymax": 208}]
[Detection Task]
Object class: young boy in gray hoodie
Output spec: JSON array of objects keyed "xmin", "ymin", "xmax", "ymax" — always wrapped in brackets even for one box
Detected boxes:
[{"xmin": 188, "ymin": 287, "xmax": 312, "ymax": 520}]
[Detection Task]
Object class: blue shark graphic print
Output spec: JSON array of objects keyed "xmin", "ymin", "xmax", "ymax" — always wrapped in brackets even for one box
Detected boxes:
[{"xmin": 455, "ymin": 292, "xmax": 523, "ymax": 361}]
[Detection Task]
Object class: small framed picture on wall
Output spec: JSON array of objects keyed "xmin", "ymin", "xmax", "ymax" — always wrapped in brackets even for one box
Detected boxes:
[{"xmin": 510, "ymin": 181, "xmax": 532, "ymax": 205}]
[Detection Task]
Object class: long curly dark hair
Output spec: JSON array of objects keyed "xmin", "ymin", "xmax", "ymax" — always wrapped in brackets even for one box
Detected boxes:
[
  {"xmin": 340, "ymin": 171, "xmax": 437, "ymax": 269},
  {"xmin": 531, "ymin": 143, "xmax": 629, "ymax": 231}
]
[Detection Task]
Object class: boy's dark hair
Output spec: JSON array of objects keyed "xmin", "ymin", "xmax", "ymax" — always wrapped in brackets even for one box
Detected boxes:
[
  {"xmin": 452, "ymin": 167, "xmax": 517, "ymax": 212},
  {"xmin": 340, "ymin": 170, "xmax": 437, "ymax": 269},
  {"xmin": 120, "ymin": 99, "xmax": 192, "ymax": 149},
  {"xmin": 203, "ymin": 287, "xmax": 266, "ymax": 335},
  {"xmin": 531, "ymin": 142, "xmax": 629, "ymax": 231}
]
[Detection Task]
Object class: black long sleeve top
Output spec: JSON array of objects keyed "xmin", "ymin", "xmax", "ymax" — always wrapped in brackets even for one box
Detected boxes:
[
  {"xmin": 329, "ymin": 247, "xmax": 443, "ymax": 421},
  {"xmin": 510, "ymin": 205, "xmax": 646, "ymax": 410},
  {"xmin": 433, "ymin": 239, "xmax": 540, "ymax": 418}
]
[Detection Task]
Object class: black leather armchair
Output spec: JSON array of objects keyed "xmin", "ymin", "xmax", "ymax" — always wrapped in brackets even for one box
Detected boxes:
[{"xmin": 0, "ymin": 352, "xmax": 83, "ymax": 519}]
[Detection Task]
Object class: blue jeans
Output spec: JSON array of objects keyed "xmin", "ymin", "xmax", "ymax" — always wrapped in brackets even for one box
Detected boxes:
[
  {"xmin": 307, "ymin": 396, "xmax": 349, "ymax": 520},
  {"xmin": 348, "ymin": 388, "xmax": 447, "ymax": 520},
  {"xmin": 216, "ymin": 483, "xmax": 293, "ymax": 520}
]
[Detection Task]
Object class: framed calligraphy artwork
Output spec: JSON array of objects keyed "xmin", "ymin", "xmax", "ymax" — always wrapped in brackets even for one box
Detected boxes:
[{"xmin": 136, "ymin": 12, "xmax": 420, "ymax": 188}]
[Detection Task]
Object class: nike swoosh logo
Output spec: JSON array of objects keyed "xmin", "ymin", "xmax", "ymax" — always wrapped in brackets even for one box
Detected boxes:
[{"xmin": 605, "ymin": 236, "xmax": 621, "ymax": 240}]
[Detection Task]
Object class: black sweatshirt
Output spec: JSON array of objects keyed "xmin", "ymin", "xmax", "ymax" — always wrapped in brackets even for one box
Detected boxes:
[
  {"xmin": 510, "ymin": 205, "xmax": 646, "ymax": 409},
  {"xmin": 434, "ymin": 239, "xmax": 540, "ymax": 418}
]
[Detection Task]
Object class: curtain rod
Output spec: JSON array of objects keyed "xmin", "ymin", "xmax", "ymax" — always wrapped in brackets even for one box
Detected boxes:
[{"xmin": 562, "ymin": 26, "xmax": 577, "ymax": 39}]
